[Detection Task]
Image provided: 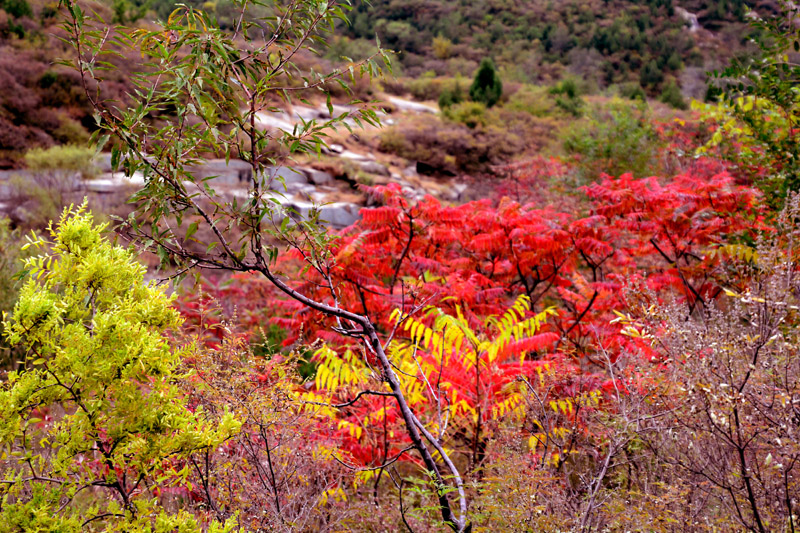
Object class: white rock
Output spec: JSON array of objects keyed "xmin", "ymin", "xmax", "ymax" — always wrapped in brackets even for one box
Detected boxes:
[
  {"xmin": 357, "ymin": 161, "xmax": 390, "ymax": 176},
  {"xmin": 387, "ymin": 96, "xmax": 438, "ymax": 114},
  {"xmin": 253, "ymin": 111, "xmax": 295, "ymax": 133},
  {"xmin": 675, "ymin": 7, "xmax": 701, "ymax": 32},
  {"xmin": 86, "ymin": 171, "xmax": 145, "ymax": 192},
  {"xmin": 340, "ymin": 150, "xmax": 375, "ymax": 162}
]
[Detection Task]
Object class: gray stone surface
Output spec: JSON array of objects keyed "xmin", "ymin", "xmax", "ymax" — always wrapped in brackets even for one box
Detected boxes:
[
  {"xmin": 306, "ymin": 168, "xmax": 335, "ymax": 186},
  {"xmin": 262, "ymin": 166, "xmax": 309, "ymax": 189},
  {"xmin": 441, "ymin": 182, "xmax": 469, "ymax": 202},
  {"xmin": 187, "ymin": 159, "xmax": 252, "ymax": 185},
  {"xmin": 402, "ymin": 165, "xmax": 418, "ymax": 178},
  {"xmin": 85, "ymin": 172, "xmax": 145, "ymax": 193},
  {"xmin": 284, "ymin": 200, "xmax": 361, "ymax": 229},
  {"xmin": 322, "ymin": 202, "xmax": 360, "ymax": 228},
  {"xmin": 356, "ymin": 161, "xmax": 390, "ymax": 176},
  {"xmin": 93, "ymin": 153, "xmax": 113, "ymax": 173},
  {"xmin": 254, "ymin": 111, "xmax": 295, "ymax": 133}
]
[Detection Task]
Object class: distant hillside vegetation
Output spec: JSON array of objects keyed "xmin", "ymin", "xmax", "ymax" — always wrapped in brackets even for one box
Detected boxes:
[
  {"xmin": 0, "ymin": 0, "xmax": 140, "ymax": 167},
  {"xmin": 0, "ymin": 0, "xmax": 775, "ymax": 166},
  {"xmin": 339, "ymin": 0, "xmax": 763, "ymax": 94}
]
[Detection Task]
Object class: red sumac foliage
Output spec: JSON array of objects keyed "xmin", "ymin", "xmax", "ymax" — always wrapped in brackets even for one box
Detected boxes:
[{"xmin": 178, "ymin": 156, "xmax": 764, "ymax": 470}]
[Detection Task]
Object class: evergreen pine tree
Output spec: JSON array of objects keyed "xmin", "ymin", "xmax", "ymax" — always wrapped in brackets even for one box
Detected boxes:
[{"xmin": 469, "ymin": 57, "xmax": 503, "ymax": 107}]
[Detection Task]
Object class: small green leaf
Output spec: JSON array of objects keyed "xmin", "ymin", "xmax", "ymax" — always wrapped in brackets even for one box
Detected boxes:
[{"xmin": 186, "ymin": 221, "xmax": 199, "ymax": 240}]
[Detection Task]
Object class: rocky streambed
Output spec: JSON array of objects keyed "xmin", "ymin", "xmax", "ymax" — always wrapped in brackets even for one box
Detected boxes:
[{"xmin": 0, "ymin": 97, "xmax": 468, "ymax": 229}]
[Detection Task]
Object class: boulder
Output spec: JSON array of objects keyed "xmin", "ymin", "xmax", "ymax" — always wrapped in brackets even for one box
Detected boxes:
[
  {"xmin": 262, "ymin": 166, "xmax": 309, "ymax": 189},
  {"xmin": 356, "ymin": 161, "xmax": 390, "ymax": 176},
  {"xmin": 93, "ymin": 153, "xmax": 113, "ymax": 173},
  {"xmin": 402, "ymin": 165, "xmax": 418, "ymax": 178},
  {"xmin": 322, "ymin": 202, "xmax": 361, "ymax": 228},
  {"xmin": 0, "ymin": 169, "xmax": 33, "ymax": 181},
  {"xmin": 284, "ymin": 200, "xmax": 361, "ymax": 229},
  {"xmin": 0, "ymin": 181, "xmax": 11, "ymax": 202},
  {"xmin": 253, "ymin": 111, "xmax": 295, "ymax": 133},
  {"xmin": 305, "ymin": 168, "xmax": 335, "ymax": 186},
  {"xmin": 8, "ymin": 203, "xmax": 34, "ymax": 226},
  {"xmin": 441, "ymin": 182, "xmax": 469, "ymax": 202},
  {"xmin": 86, "ymin": 172, "xmax": 146, "ymax": 193},
  {"xmin": 387, "ymin": 96, "xmax": 438, "ymax": 114},
  {"xmin": 340, "ymin": 150, "xmax": 374, "ymax": 162},
  {"xmin": 187, "ymin": 159, "xmax": 252, "ymax": 185},
  {"xmin": 293, "ymin": 105, "xmax": 328, "ymax": 121}
]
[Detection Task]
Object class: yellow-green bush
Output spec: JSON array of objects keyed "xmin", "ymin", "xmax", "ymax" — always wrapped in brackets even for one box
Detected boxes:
[
  {"xmin": 24, "ymin": 144, "xmax": 96, "ymax": 179},
  {"xmin": 506, "ymin": 84, "xmax": 560, "ymax": 117},
  {"xmin": 444, "ymin": 101, "xmax": 487, "ymax": 128}
]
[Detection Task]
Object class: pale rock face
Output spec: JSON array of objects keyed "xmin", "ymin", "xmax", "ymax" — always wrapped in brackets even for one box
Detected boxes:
[
  {"xmin": 262, "ymin": 166, "xmax": 310, "ymax": 188},
  {"xmin": 187, "ymin": 159, "xmax": 253, "ymax": 185},
  {"xmin": 320, "ymin": 202, "xmax": 361, "ymax": 228},
  {"xmin": 86, "ymin": 172, "xmax": 146, "ymax": 192},
  {"xmin": 285, "ymin": 200, "xmax": 361, "ymax": 229},
  {"xmin": 387, "ymin": 96, "xmax": 439, "ymax": 114},
  {"xmin": 356, "ymin": 161, "xmax": 390, "ymax": 176},
  {"xmin": 306, "ymin": 168, "xmax": 335, "ymax": 186},
  {"xmin": 675, "ymin": 7, "xmax": 701, "ymax": 32},
  {"xmin": 253, "ymin": 111, "xmax": 296, "ymax": 133},
  {"xmin": 339, "ymin": 150, "xmax": 375, "ymax": 162}
]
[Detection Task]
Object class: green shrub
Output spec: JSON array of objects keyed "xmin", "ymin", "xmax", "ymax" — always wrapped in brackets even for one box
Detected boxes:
[
  {"xmin": 39, "ymin": 1, "xmax": 57, "ymax": 19},
  {"xmin": 52, "ymin": 116, "xmax": 90, "ymax": 145},
  {"xmin": 506, "ymin": 85, "xmax": 559, "ymax": 117},
  {"xmin": 470, "ymin": 57, "xmax": 503, "ymax": 108},
  {"xmin": 406, "ymin": 73, "xmax": 445, "ymax": 101},
  {"xmin": 444, "ymin": 101, "xmax": 486, "ymax": 128},
  {"xmin": 432, "ymin": 35, "xmax": 453, "ymax": 59},
  {"xmin": 1, "ymin": 0, "xmax": 31, "ymax": 19},
  {"xmin": 555, "ymin": 95, "xmax": 583, "ymax": 116},
  {"xmin": 0, "ymin": 204, "xmax": 239, "ymax": 530},
  {"xmin": 704, "ymin": 83, "xmax": 722, "ymax": 103},
  {"xmin": 550, "ymin": 78, "xmax": 580, "ymax": 99},
  {"xmin": 659, "ymin": 79, "xmax": 687, "ymax": 109},
  {"xmin": 324, "ymin": 36, "xmax": 379, "ymax": 64},
  {"xmin": 438, "ymin": 79, "xmax": 465, "ymax": 109},
  {"xmin": 665, "ymin": 51, "xmax": 683, "ymax": 71},
  {"xmin": 550, "ymin": 78, "xmax": 584, "ymax": 117},
  {"xmin": 618, "ymin": 82, "xmax": 647, "ymax": 102},
  {"xmin": 563, "ymin": 99, "xmax": 661, "ymax": 180},
  {"xmin": 24, "ymin": 144, "xmax": 96, "ymax": 179},
  {"xmin": 640, "ymin": 59, "xmax": 664, "ymax": 89},
  {"xmin": 38, "ymin": 70, "xmax": 59, "ymax": 89}
]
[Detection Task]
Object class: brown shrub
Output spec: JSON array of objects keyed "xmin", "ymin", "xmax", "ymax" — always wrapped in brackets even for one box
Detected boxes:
[{"xmin": 378, "ymin": 114, "xmax": 525, "ymax": 175}]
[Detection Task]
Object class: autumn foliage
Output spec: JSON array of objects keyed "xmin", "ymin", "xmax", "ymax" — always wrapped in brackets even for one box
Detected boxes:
[{"xmin": 179, "ymin": 142, "xmax": 764, "ymax": 478}]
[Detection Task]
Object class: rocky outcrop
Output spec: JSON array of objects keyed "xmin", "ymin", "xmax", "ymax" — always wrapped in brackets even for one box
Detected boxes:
[
  {"xmin": 675, "ymin": 6, "xmax": 701, "ymax": 32},
  {"xmin": 284, "ymin": 200, "xmax": 361, "ymax": 229},
  {"xmin": 187, "ymin": 159, "xmax": 253, "ymax": 185},
  {"xmin": 387, "ymin": 96, "xmax": 438, "ymax": 114}
]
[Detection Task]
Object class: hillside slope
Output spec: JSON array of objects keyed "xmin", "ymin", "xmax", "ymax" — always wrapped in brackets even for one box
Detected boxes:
[
  {"xmin": 341, "ymin": 0, "xmax": 762, "ymax": 94},
  {"xmin": 0, "ymin": 0, "xmax": 767, "ymax": 167}
]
